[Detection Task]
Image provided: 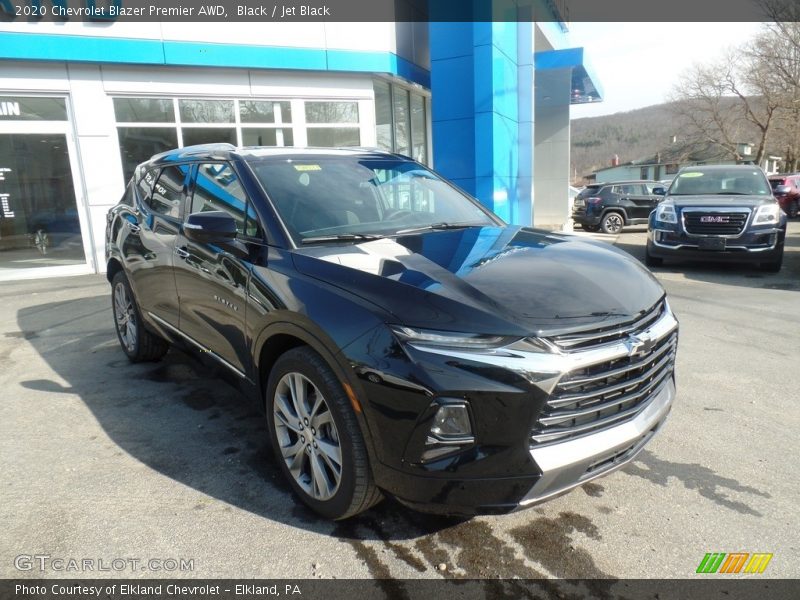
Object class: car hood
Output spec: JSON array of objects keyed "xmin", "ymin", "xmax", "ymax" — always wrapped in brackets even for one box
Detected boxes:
[
  {"xmin": 666, "ymin": 195, "xmax": 773, "ymax": 209},
  {"xmin": 291, "ymin": 226, "xmax": 664, "ymax": 336}
]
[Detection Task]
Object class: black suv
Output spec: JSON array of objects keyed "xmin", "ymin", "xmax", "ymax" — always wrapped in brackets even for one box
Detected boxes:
[
  {"xmin": 106, "ymin": 144, "xmax": 678, "ymax": 519},
  {"xmin": 646, "ymin": 165, "xmax": 787, "ymax": 272},
  {"xmin": 572, "ymin": 180, "xmax": 663, "ymax": 234}
]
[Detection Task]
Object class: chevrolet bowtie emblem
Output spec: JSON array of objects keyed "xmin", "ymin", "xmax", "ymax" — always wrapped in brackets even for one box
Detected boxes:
[{"xmin": 625, "ymin": 334, "xmax": 655, "ymax": 357}]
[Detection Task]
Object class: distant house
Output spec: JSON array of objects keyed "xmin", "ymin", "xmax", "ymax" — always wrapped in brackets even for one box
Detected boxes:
[{"xmin": 590, "ymin": 142, "xmax": 782, "ymax": 184}]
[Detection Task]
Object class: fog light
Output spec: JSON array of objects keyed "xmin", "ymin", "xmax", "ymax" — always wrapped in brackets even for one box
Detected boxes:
[{"xmin": 427, "ymin": 402, "xmax": 473, "ymax": 444}]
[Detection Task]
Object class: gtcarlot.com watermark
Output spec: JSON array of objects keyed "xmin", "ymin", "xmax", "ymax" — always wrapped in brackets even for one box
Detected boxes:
[{"xmin": 14, "ymin": 554, "xmax": 194, "ymax": 573}]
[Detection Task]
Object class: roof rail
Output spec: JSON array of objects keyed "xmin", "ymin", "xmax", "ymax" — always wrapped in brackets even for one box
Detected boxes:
[{"xmin": 151, "ymin": 143, "xmax": 237, "ymax": 162}]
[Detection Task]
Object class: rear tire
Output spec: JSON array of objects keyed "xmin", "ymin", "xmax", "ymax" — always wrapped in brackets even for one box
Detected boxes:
[
  {"xmin": 111, "ymin": 271, "xmax": 169, "ymax": 362},
  {"xmin": 582, "ymin": 224, "xmax": 600, "ymax": 232},
  {"xmin": 600, "ymin": 212, "xmax": 624, "ymax": 235},
  {"xmin": 266, "ymin": 347, "xmax": 382, "ymax": 520}
]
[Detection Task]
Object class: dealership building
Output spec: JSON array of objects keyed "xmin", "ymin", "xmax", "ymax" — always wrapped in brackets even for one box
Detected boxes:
[{"xmin": 0, "ymin": 8, "xmax": 601, "ymax": 280}]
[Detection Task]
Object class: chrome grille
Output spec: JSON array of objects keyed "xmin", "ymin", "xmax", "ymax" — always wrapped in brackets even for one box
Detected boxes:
[
  {"xmin": 531, "ymin": 303, "xmax": 677, "ymax": 445},
  {"xmin": 683, "ymin": 211, "xmax": 748, "ymax": 235},
  {"xmin": 550, "ymin": 301, "xmax": 665, "ymax": 351}
]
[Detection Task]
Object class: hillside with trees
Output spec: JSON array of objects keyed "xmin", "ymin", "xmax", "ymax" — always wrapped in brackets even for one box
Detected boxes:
[{"xmin": 572, "ymin": 14, "xmax": 800, "ymax": 185}]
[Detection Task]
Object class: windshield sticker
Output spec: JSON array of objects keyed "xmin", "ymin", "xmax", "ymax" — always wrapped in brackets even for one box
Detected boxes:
[
  {"xmin": 293, "ymin": 164, "xmax": 321, "ymax": 172},
  {"xmin": 680, "ymin": 172, "xmax": 704, "ymax": 178}
]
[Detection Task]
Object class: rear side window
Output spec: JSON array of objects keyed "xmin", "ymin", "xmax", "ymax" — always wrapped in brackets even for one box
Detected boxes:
[
  {"xmin": 578, "ymin": 185, "xmax": 601, "ymax": 199},
  {"xmin": 136, "ymin": 168, "xmax": 157, "ymax": 203},
  {"xmin": 191, "ymin": 162, "xmax": 262, "ymax": 238},
  {"xmin": 149, "ymin": 165, "xmax": 189, "ymax": 219}
]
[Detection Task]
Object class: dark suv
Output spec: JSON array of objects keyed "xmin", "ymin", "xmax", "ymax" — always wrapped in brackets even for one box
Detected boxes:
[
  {"xmin": 572, "ymin": 180, "xmax": 663, "ymax": 234},
  {"xmin": 768, "ymin": 173, "xmax": 800, "ymax": 218},
  {"xmin": 646, "ymin": 165, "xmax": 787, "ymax": 271},
  {"xmin": 106, "ymin": 144, "xmax": 678, "ymax": 519}
]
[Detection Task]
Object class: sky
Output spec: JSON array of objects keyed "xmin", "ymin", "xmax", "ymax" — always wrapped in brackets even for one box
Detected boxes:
[{"xmin": 566, "ymin": 22, "xmax": 765, "ymax": 120}]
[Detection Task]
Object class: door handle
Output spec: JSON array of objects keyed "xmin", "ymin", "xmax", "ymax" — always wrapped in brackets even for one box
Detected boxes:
[{"xmin": 174, "ymin": 247, "xmax": 190, "ymax": 259}]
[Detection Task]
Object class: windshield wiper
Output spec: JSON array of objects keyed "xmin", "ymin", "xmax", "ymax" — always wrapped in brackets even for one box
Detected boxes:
[
  {"xmin": 394, "ymin": 222, "xmax": 487, "ymax": 235},
  {"xmin": 301, "ymin": 233, "xmax": 385, "ymax": 245}
]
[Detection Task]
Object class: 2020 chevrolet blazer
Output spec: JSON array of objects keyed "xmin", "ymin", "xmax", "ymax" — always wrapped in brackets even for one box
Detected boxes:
[{"xmin": 106, "ymin": 144, "xmax": 679, "ymax": 519}]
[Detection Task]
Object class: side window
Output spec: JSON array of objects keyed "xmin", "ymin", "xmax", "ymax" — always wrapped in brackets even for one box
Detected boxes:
[
  {"xmin": 136, "ymin": 168, "xmax": 157, "ymax": 203},
  {"xmin": 148, "ymin": 165, "xmax": 188, "ymax": 219},
  {"xmin": 192, "ymin": 162, "xmax": 262, "ymax": 238}
]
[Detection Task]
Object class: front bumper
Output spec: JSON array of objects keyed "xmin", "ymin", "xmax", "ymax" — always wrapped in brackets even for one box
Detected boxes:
[
  {"xmin": 389, "ymin": 377, "xmax": 674, "ymax": 515},
  {"xmin": 359, "ymin": 305, "xmax": 679, "ymax": 515},
  {"xmin": 648, "ymin": 226, "xmax": 784, "ymax": 263}
]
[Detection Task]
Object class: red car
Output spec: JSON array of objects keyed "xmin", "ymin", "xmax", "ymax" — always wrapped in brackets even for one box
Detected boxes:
[{"xmin": 769, "ymin": 174, "xmax": 800, "ymax": 218}]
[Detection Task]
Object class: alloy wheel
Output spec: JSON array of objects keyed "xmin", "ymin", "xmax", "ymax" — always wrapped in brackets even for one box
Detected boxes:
[
  {"xmin": 113, "ymin": 282, "xmax": 137, "ymax": 353},
  {"xmin": 603, "ymin": 214, "xmax": 623, "ymax": 234},
  {"xmin": 273, "ymin": 372, "xmax": 342, "ymax": 501},
  {"xmin": 33, "ymin": 229, "xmax": 49, "ymax": 255}
]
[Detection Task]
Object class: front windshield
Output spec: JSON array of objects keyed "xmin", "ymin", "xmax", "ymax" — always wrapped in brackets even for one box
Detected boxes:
[
  {"xmin": 250, "ymin": 157, "xmax": 498, "ymax": 243},
  {"xmin": 669, "ymin": 168, "xmax": 772, "ymax": 196}
]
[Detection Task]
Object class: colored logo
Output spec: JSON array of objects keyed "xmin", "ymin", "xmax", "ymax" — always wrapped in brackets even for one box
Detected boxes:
[{"xmin": 696, "ymin": 552, "xmax": 773, "ymax": 574}]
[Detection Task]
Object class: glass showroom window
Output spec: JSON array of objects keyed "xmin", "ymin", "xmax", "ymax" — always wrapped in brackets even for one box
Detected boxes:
[
  {"xmin": 305, "ymin": 101, "xmax": 361, "ymax": 147},
  {"xmin": 373, "ymin": 81, "xmax": 429, "ymax": 164},
  {"xmin": 114, "ymin": 98, "xmax": 178, "ymax": 182},
  {"xmin": 240, "ymin": 100, "xmax": 293, "ymax": 147},
  {"xmin": 115, "ymin": 97, "xmax": 300, "ymax": 182}
]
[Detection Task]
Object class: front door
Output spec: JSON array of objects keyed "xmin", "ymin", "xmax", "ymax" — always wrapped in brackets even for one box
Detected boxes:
[{"xmin": 174, "ymin": 161, "xmax": 260, "ymax": 376}]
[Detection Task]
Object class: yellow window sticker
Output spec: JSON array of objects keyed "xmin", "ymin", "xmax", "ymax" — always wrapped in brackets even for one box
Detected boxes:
[
  {"xmin": 680, "ymin": 172, "xmax": 704, "ymax": 178},
  {"xmin": 294, "ymin": 164, "xmax": 322, "ymax": 171}
]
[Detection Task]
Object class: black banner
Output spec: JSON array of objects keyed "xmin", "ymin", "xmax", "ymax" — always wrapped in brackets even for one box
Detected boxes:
[
  {"xmin": 0, "ymin": 0, "xmax": 797, "ymax": 23},
  {"xmin": 2, "ymin": 579, "xmax": 800, "ymax": 600}
]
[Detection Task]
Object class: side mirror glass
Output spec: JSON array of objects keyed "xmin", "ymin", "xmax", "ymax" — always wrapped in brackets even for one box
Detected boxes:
[{"xmin": 652, "ymin": 187, "xmax": 666, "ymax": 196}]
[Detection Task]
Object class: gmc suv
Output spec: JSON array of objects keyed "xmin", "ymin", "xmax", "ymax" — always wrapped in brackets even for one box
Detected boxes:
[
  {"xmin": 646, "ymin": 165, "xmax": 787, "ymax": 272},
  {"xmin": 106, "ymin": 144, "xmax": 678, "ymax": 519}
]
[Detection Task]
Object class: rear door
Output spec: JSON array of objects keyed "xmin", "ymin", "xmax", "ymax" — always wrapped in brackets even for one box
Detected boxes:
[
  {"xmin": 622, "ymin": 183, "xmax": 654, "ymax": 220},
  {"xmin": 174, "ymin": 161, "xmax": 262, "ymax": 375},
  {"xmin": 124, "ymin": 164, "xmax": 190, "ymax": 327}
]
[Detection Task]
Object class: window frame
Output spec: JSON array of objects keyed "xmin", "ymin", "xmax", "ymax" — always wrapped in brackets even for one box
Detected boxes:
[{"xmin": 188, "ymin": 160, "xmax": 265, "ymax": 242}]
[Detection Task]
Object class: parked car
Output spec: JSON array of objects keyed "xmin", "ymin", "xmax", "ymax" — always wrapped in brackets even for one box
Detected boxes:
[
  {"xmin": 768, "ymin": 173, "xmax": 800, "ymax": 218},
  {"xmin": 106, "ymin": 144, "xmax": 678, "ymax": 519},
  {"xmin": 572, "ymin": 180, "xmax": 664, "ymax": 234},
  {"xmin": 646, "ymin": 165, "xmax": 786, "ymax": 272}
]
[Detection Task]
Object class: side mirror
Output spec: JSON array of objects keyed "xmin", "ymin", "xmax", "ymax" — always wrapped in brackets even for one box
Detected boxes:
[
  {"xmin": 652, "ymin": 187, "xmax": 666, "ymax": 196},
  {"xmin": 184, "ymin": 211, "xmax": 237, "ymax": 244}
]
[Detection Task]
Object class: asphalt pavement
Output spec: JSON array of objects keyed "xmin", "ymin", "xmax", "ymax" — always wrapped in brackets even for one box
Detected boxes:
[{"xmin": 1, "ymin": 222, "xmax": 798, "ymax": 584}]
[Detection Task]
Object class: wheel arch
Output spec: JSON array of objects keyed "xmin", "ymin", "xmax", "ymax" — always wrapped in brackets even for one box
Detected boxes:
[
  {"xmin": 254, "ymin": 320, "xmax": 380, "ymax": 473},
  {"xmin": 601, "ymin": 207, "xmax": 628, "ymax": 223}
]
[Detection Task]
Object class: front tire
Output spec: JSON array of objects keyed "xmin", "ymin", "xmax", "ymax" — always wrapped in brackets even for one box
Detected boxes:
[
  {"xmin": 111, "ymin": 271, "xmax": 169, "ymax": 362},
  {"xmin": 600, "ymin": 212, "xmax": 624, "ymax": 235},
  {"xmin": 644, "ymin": 244, "xmax": 663, "ymax": 267},
  {"xmin": 266, "ymin": 347, "xmax": 381, "ymax": 520},
  {"xmin": 759, "ymin": 251, "xmax": 783, "ymax": 273}
]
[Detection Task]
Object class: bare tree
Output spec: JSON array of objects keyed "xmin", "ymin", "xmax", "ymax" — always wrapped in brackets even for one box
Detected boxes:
[{"xmin": 669, "ymin": 56, "xmax": 747, "ymax": 161}]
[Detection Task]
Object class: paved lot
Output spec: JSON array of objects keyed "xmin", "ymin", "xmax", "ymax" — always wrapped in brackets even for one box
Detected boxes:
[{"xmin": 1, "ymin": 222, "xmax": 799, "ymax": 583}]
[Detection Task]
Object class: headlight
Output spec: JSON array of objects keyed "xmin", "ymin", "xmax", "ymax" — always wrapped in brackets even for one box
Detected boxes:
[
  {"xmin": 655, "ymin": 203, "xmax": 677, "ymax": 224},
  {"xmin": 754, "ymin": 204, "xmax": 780, "ymax": 225},
  {"xmin": 391, "ymin": 326, "xmax": 556, "ymax": 355},
  {"xmin": 391, "ymin": 326, "xmax": 519, "ymax": 350}
]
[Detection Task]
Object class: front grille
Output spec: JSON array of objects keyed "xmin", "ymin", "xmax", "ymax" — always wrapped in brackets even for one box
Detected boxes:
[
  {"xmin": 531, "ymin": 302, "xmax": 677, "ymax": 445},
  {"xmin": 550, "ymin": 300, "xmax": 665, "ymax": 351},
  {"xmin": 683, "ymin": 211, "xmax": 748, "ymax": 235}
]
